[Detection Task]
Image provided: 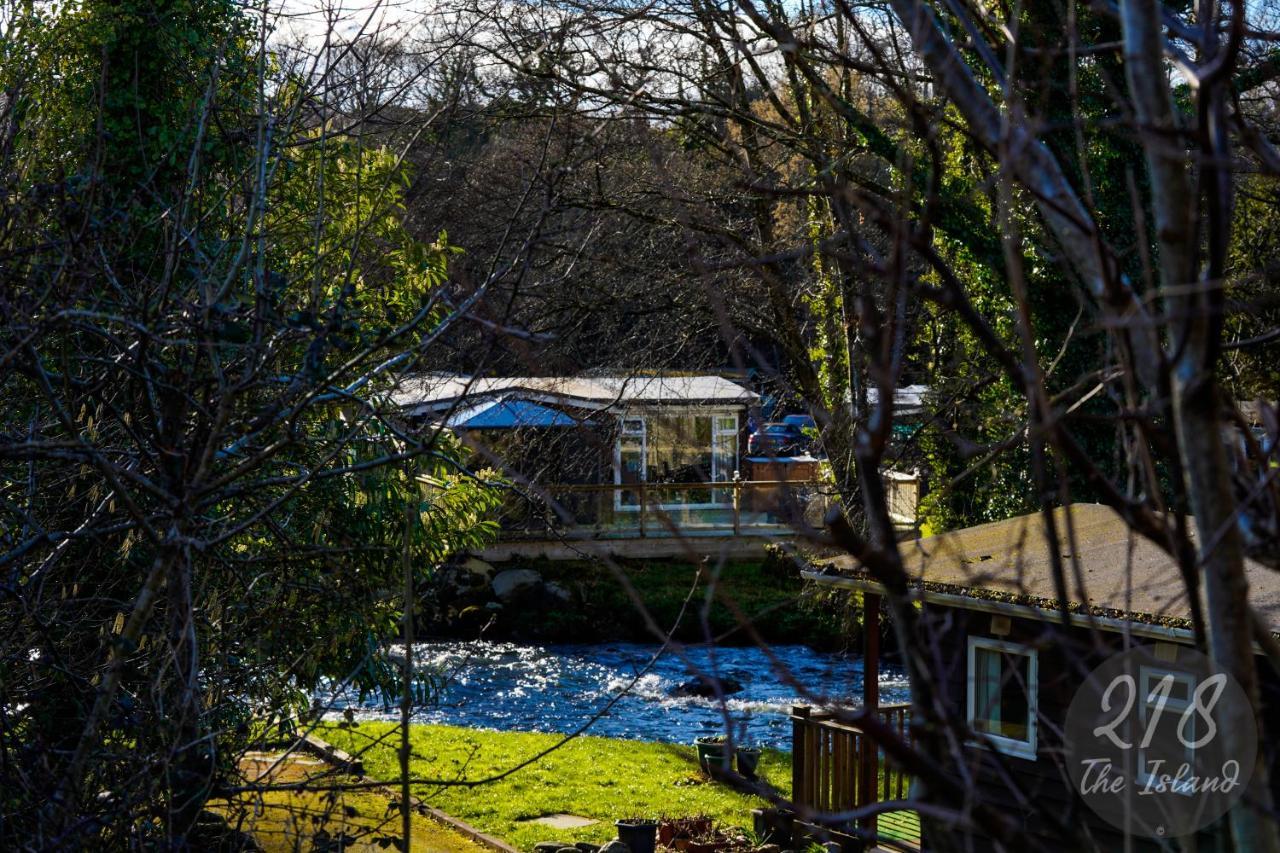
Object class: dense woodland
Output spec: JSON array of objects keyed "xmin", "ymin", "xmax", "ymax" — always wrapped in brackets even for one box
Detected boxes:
[{"xmin": 2, "ymin": 0, "xmax": 1280, "ymax": 849}]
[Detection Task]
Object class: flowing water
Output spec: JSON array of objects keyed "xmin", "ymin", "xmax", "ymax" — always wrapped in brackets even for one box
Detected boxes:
[{"xmin": 323, "ymin": 641, "xmax": 908, "ymax": 749}]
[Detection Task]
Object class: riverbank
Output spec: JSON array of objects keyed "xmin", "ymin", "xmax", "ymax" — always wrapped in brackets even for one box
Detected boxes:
[
  {"xmin": 424, "ymin": 551, "xmax": 863, "ymax": 650},
  {"xmin": 319, "ymin": 722, "xmax": 788, "ymax": 851}
]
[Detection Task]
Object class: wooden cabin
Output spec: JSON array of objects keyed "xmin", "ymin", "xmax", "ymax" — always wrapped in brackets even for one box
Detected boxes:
[
  {"xmin": 799, "ymin": 504, "xmax": 1280, "ymax": 851},
  {"xmin": 392, "ymin": 373, "xmax": 805, "ymax": 536}
]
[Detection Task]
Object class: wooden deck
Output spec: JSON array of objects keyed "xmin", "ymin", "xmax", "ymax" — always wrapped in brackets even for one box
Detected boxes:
[
  {"xmin": 478, "ymin": 477, "xmax": 920, "ymax": 560},
  {"xmin": 490, "ymin": 479, "xmax": 832, "ymax": 537}
]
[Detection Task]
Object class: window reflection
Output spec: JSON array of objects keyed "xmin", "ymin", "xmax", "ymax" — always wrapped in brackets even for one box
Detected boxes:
[{"xmin": 616, "ymin": 412, "xmax": 737, "ymax": 507}]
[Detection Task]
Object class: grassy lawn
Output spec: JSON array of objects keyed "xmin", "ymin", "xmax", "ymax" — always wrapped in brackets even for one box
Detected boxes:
[{"xmin": 320, "ymin": 723, "xmax": 790, "ymax": 851}]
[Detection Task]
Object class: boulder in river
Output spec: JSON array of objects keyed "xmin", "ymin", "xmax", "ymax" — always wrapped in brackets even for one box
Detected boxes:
[
  {"xmin": 669, "ymin": 675, "xmax": 744, "ymax": 698},
  {"xmin": 460, "ymin": 556, "xmax": 496, "ymax": 580},
  {"xmin": 492, "ymin": 568, "xmax": 542, "ymax": 601},
  {"xmin": 544, "ymin": 581, "xmax": 572, "ymax": 603}
]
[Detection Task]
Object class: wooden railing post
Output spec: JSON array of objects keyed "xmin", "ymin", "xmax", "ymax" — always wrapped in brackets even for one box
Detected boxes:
[
  {"xmin": 732, "ymin": 470, "xmax": 741, "ymax": 536},
  {"xmin": 786, "ymin": 703, "xmax": 912, "ymax": 843},
  {"xmin": 860, "ymin": 592, "xmax": 881, "ymax": 835},
  {"xmin": 791, "ymin": 705, "xmax": 810, "ymax": 813}
]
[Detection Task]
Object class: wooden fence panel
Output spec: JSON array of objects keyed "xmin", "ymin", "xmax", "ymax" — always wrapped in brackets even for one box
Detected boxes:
[{"xmin": 789, "ymin": 704, "xmax": 913, "ymax": 833}]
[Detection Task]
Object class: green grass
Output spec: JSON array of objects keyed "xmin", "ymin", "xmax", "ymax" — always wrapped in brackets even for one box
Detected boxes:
[
  {"xmin": 320, "ymin": 723, "xmax": 790, "ymax": 851},
  {"xmin": 209, "ymin": 757, "xmax": 489, "ymax": 853}
]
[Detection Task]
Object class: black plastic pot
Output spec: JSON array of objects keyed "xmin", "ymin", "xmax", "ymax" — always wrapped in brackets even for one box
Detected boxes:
[
  {"xmin": 694, "ymin": 736, "xmax": 729, "ymax": 773},
  {"xmin": 736, "ymin": 746, "xmax": 762, "ymax": 779},
  {"xmin": 615, "ymin": 820, "xmax": 659, "ymax": 853},
  {"xmin": 752, "ymin": 807, "xmax": 794, "ymax": 846}
]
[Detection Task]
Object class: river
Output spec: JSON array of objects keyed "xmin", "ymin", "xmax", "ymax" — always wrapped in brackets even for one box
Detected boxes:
[{"xmin": 322, "ymin": 641, "xmax": 908, "ymax": 749}]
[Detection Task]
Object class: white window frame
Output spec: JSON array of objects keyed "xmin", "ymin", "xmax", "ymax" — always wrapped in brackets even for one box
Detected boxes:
[
  {"xmin": 711, "ymin": 414, "xmax": 739, "ymax": 484},
  {"xmin": 967, "ymin": 636, "xmax": 1039, "ymax": 760},
  {"xmin": 614, "ymin": 417, "xmax": 647, "ymax": 511},
  {"xmin": 1136, "ymin": 665, "xmax": 1198, "ymax": 795},
  {"xmin": 621, "ymin": 417, "xmax": 647, "ymax": 437}
]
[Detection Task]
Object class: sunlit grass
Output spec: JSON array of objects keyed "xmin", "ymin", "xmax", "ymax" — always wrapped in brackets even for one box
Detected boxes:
[
  {"xmin": 208, "ymin": 749, "xmax": 490, "ymax": 852},
  {"xmin": 321, "ymin": 723, "xmax": 790, "ymax": 851}
]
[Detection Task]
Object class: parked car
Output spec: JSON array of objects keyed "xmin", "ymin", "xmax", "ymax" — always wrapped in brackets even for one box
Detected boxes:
[
  {"xmin": 748, "ymin": 421, "xmax": 809, "ymax": 456},
  {"xmin": 782, "ymin": 414, "xmax": 823, "ymax": 456},
  {"xmin": 780, "ymin": 414, "xmax": 817, "ymax": 433}
]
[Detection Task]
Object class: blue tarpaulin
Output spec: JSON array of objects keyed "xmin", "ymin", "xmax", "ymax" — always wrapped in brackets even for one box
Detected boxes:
[{"xmin": 455, "ymin": 399, "xmax": 584, "ymax": 429}]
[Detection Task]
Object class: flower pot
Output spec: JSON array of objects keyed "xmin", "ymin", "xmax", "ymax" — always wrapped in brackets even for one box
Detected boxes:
[
  {"xmin": 616, "ymin": 820, "xmax": 658, "ymax": 853},
  {"xmin": 751, "ymin": 808, "xmax": 794, "ymax": 846},
  {"xmin": 694, "ymin": 737, "xmax": 729, "ymax": 773},
  {"xmin": 735, "ymin": 747, "xmax": 762, "ymax": 780},
  {"xmin": 660, "ymin": 816, "xmax": 713, "ymax": 847}
]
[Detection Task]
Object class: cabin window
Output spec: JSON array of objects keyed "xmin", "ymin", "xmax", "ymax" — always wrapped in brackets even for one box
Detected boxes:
[
  {"xmin": 1137, "ymin": 666, "xmax": 1198, "ymax": 794},
  {"xmin": 646, "ymin": 414, "xmax": 714, "ymax": 486},
  {"xmin": 711, "ymin": 415, "xmax": 738, "ymax": 502},
  {"xmin": 618, "ymin": 418, "xmax": 646, "ymax": 506},
  {"xmin": 967, "ymin": 636, "xmax": 1038, "ymax": 759},
  {"xmin": 615, "ymin": 412, "xmax": 737, "ymax": 508}
]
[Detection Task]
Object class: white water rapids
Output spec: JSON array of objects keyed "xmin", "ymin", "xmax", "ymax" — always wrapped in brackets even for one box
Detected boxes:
[{"xmin": 321, "ymin": 641, "xmax": 908, "ymax": 749}]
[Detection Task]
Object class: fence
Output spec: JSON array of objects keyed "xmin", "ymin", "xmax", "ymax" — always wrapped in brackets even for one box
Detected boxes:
[
  {"xmin": 493, "ymin": 479, "xmax": 836, "ymax": 537},
  {"xmin": 790, "ymin": 704, "xmax": 913, "ymax": 834}
]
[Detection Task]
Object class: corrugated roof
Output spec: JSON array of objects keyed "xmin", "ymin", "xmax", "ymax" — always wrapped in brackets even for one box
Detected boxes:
[
  {"xmin": 813, "ymin": 504, "xmax": 1280, "ymax": 633},
  {"xmin": 392, "ymin": 373, "xmax": 758, "ymax": 413}
]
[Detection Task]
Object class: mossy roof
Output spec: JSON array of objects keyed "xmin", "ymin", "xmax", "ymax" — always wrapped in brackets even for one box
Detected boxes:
[{"xmin": 815, "ymin": 503, "xmax": 1280, "ymax": 633}]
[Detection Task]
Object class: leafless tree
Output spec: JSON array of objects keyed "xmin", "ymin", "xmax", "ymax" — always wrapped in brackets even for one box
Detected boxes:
[
  {"xmin": 417, "ymin": 0, "xmax": 1280, "ymax": 847},
  {"xmin": 5, "ymin": 0, "xmax": 1280, "ymax": 849}
]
